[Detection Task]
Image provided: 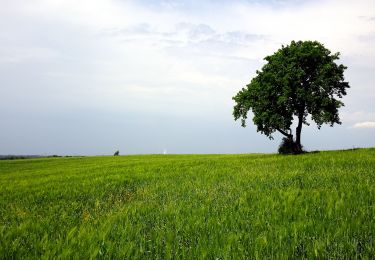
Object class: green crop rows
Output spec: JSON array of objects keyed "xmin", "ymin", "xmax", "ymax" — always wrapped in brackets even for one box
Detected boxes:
[{"xmin": 1, "ymin": 149, "xmax": 374, "ymax": 258}]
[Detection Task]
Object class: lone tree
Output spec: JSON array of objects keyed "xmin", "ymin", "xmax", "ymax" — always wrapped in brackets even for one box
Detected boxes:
[{"xmin": 233, "ymin": 40, "xmax": 350, "ymax": 154}]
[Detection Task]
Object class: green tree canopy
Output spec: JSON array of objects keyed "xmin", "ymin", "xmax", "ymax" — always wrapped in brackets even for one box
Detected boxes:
[{"xmin": 233, "ymin": 40, "xmax": 350, "ymax": 153}]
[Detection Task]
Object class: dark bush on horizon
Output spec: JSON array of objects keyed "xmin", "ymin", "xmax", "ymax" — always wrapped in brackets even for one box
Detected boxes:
[
  {"xmin": 278, "ymin": 137, "xmax": 305, "ymax": 155},
  {"xmin": 114, "ymin": 150, "xmax": 119, "ymax": 156}
]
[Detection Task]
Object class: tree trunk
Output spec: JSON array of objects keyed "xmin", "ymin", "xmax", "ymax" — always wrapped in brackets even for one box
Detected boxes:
[{"xmin": 294, "ymin": 112, "xmax": 304, "ymax": 154}]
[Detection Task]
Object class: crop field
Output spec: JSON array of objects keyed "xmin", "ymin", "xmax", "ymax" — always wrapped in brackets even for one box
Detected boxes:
[{"xmin": 0, "ymin": 149, "xmax": 374, "ymax": 258}]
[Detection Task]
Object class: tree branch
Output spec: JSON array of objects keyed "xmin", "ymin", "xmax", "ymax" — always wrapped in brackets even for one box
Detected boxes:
[{"xmin": 277, "ymin": 128, "xmax": 292, "ymax": 138}]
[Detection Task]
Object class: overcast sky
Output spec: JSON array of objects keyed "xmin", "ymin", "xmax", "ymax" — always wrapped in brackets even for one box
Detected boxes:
[{"xmin": 1, "ymin": 0, "xmax": 374, "ymax": 155}]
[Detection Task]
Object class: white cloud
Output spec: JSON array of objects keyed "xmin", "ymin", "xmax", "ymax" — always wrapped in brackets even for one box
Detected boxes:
[{"xmin": 353, "ymin": 122, "xmax": 375, "ymax": 128}]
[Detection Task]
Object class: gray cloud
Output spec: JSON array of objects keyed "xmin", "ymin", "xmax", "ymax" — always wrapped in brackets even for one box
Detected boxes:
[
  {"xmin": 101, "ymin": 23, "xmax": 154, "ymax": 37},
  {"xmin": 358, "ymin": 32, "xmax": 375, "ymax": 42},
  {"xmin": 101, "ymin": 22, "xmax": 266, "ymax": 44},
  {"xmin": 135, "ymin": 0, "xmax": 314, "ymax": 11},
  {"xmin": 100, "ymin": 22, "xmax": 268, "ymax": 60},
  {"xmin": 358, "ymin": 15, "xmax": 375, "ymax": 21}
]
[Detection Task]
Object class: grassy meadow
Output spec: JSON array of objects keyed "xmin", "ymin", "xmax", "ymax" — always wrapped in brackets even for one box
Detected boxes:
[{"xmin": 0, "ymin": 148, "xmax": 374, "ymax": 258}]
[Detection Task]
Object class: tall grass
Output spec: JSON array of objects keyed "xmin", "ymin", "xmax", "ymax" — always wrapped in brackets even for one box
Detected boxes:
[{"xmin": 0, "ymin": 149, "xmax": 374, "ymax": 258}]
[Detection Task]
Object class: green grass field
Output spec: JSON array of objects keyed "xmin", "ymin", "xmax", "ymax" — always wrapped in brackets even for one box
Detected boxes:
[{"xmin": 0, "ymin": 149, "xmax": 374, "ymax": 258}]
